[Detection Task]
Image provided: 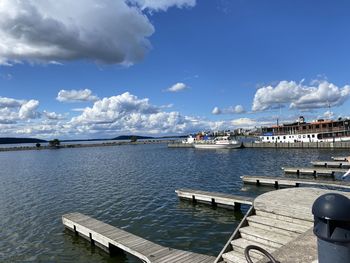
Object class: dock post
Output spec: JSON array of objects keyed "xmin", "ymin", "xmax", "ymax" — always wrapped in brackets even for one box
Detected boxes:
[
  {"xmin": 89, "ymin": 233, "xmax": 95, "ymax": 246},
  {"xmin": 192, "ymin": 195, "xmax": 197, "ymax": 204},
  {"xmin": 234, "ymin": 202, "xmax": 241, "ymax": 211},
  {"xmin": 313, "ymin": 171, "xmax": 317, "ymax": 179},
  {"xmin": 295, "ymin": 183, "xmax": 300, "ymax": 187},
  {"xmin": 256, "ymin": 180, "xmax": 260, "ymax": 186},
  {"xmin": 296, "ymin": 169, "xmax": 300, "ymax": 177},
  {"xmin": 274, "ymin": 181, "xmax": 279, "ymax": 189},
  {"xmin": 211, "ymin": 198, "xmax": 217, "ymax": 208},
  {"xmin": 73, "ymin": 225, "xmax": 78, "ymax": 236}
]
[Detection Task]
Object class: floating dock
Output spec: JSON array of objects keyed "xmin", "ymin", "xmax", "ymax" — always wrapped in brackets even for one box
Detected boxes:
[
  {"xmin": 311, "ymin": 161, "xmax": 350, "ymax": 169},
  {"xmin": 332, "ymin": 156, "xmax": 349, "ymax": 161},
  {"xmin": 175, "ymin": 188, "xmax": 253, "ymax": 210},
  {"xmin": 241, "ymin": 175, "xmax": 350, "ymax": 189},
  {"xmin": 62, "ymin": 212, "xmax": 215, "ymax": 263},
  {"xmin": 281, "ymin": 166, "xmax": 346, "ymax": 177}
]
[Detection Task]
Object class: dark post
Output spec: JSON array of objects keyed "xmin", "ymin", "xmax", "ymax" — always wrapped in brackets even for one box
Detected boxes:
[{"xmin": 312, "ymin": 193, "xmax": 350, "ymax": 263}]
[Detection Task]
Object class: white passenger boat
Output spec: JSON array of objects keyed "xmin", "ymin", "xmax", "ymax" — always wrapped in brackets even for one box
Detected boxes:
[
  {"xmin": 193, "ymin": 136, "xmax": 241, "ymax": 149},
  {"xmin": 257, "ymin": 116, "xmax": 350, "ymax": 143}
]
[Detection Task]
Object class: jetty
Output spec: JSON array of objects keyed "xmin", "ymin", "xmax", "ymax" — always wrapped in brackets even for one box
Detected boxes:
[
  {"xmin": 332, "ymin": 156, "xmax": 349, "ymax": 161},
  {"xmin": 311, "ymin": 161, "xmax": 350, "ymax": 169},
  {"xmin": 175, "ymin": 188, "xmax": 253, "ymax": 210},
  {"xmin": 62, "ymin": 212, "xmax": 215, "ymax": 263},
  {"xmin": 281, "ymin": 166, "xmax": 346, "ymax": 177},
  {"xmin": 215, "ymin": 188, "xmax": 350, "ymax": 263},
  {"xmin": 241, "ymin": 175, "xmax": 350, "ymax": 189}
]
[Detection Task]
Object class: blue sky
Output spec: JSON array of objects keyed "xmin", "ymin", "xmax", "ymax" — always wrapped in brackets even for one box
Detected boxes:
[{"xmin": 1, "ymin": 0, "xmax": 350, "ymax": 139}]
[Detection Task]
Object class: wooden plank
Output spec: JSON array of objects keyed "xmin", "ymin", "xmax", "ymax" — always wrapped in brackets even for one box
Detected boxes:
[
  {"xmin": 241, "ymin": 175, "xmax": 350, "ymax": 189},
  {"xmin": 175, "ymin": 188, "xmax": 254, "ymax": 209},
  {"xmin": 62, "ymin": 213, "xmax": 215, "ymax": 263}
]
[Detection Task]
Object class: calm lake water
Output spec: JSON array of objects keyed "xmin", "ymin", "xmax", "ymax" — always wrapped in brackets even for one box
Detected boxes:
[{"xmin": 0, "ymin": 144, "xmax": 349, "ymax": 262}]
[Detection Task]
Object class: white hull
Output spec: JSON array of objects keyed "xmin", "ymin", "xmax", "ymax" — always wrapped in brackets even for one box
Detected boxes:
[
  {"xmin": 258, "ymin": 133, "xmax": 350, "ymax": 143},
  {"xmin": 193, "ymin": 143, "xmax": 241, "ymax": 149}
]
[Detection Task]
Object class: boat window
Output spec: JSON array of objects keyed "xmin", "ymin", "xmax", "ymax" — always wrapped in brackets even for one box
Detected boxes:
[
  {"xmin": 283, "ymin": 136, "xmax": 286, "ymax": 139},
  {"xmin": 278, "ymin": 136, "xmax": 280, "ymax": 139},
  {"xmin": 307, "ymin": 135, "xmax": 310, "ymax": 138},
  {"xmin": 312, "ymin": 134, "xmax": 315, "ymax": 138},
  {"xmin": 317, "ymin": 134, "xmax": 322, "ymax": 139},
  {"xmin": 272, "ymin": 137, "xmax": 274, "ymax": 140},
  {"xmin": 303, "ymin": 135, "xmax": 306, "ymax": 138}
]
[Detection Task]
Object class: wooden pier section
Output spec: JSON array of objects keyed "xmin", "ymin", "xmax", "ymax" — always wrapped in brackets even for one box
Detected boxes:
[
  {"xmin": 311, "ymin": 161, "xmax": 350, "ymax": 169},
  {"xmin": 281, "ymin": 166, "xmax": 346, "ymax": 177},
  {"xmin": 62, "ymin": 212, "xmax": 215, "ymax": 263},
  {"xmin": 332, "ymin": 156, "xmax": 349, "ymax": 161},
  {"xmin": 175, "ymin": 188, "xmax": 253, "ymax": 210},
  {"xmin": 241, "ymin": 175, "xmax": 350, "ymax": 189}
]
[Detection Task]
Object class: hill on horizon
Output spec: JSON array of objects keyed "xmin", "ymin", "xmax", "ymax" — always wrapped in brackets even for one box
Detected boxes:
[{"xmin": 0, "ymin": 137, "xmax": 47, "ymax": 144}]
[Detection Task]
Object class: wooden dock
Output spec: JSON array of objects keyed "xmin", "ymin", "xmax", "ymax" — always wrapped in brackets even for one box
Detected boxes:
[
  {"xmin": 281, "ymin": 166, "xmax": 346, "ymax": 177},
  {"xmin": 241, "ymin": 175, "xmax": 350, "ymax": 189},
  {"xmin": 311, "ymin": 161, "xmax": 350, "ymax": 169},
  {"xmin": 62, "ymin": 212, "xmax": 215, "ymax": 263},
  {"xmin": 332, "ymin": 156, "xmax": 349, "ymax": 161},
  {"xmin": 175, "ymin": 188, "xmax": 254, "ymax": 210}
]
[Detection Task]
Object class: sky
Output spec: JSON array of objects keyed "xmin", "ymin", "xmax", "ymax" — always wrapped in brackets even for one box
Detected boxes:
[{"xmin": 1, "ymin": 0, "xmax": 350, "ymax": 139}]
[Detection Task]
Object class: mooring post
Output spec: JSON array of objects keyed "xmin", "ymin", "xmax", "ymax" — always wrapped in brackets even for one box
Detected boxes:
[
  {"xmin": 234, "ymin": 202, "xmax": 241, "ymax": 211},
  {"xmin": 192, "ymin": 195, "xmax": 196, "ymax": 204}
]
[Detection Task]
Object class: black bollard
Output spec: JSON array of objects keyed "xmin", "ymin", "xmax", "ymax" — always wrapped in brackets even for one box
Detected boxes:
[{"xmin": 312, "ymin": 193, "xmax": 350, "ymax": 263}]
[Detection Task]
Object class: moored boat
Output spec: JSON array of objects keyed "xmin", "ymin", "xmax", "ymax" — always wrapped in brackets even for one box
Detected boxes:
[
  {"xmin": 257, "ymin": 116, "xmax": 350, "ymax": 143},
  {"xmin": 193, "ymin": 136, "xmax": 241, "ymax": 149}
]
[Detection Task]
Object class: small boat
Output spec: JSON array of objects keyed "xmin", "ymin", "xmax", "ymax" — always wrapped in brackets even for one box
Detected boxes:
[{"xmin": 193, "ymin": 136, "xmax": 241, "ymax": 149}]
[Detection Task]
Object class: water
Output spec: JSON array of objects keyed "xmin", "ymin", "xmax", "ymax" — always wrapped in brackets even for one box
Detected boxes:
[{"xmin": 0, "ymin": 144, "xmax": 349, "ymax": 262}]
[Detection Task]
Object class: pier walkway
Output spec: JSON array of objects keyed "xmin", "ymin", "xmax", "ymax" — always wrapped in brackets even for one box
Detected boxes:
[
  {"xmin": 241, "ymin": 175, "xmax": 350, "ymax": 189},
  {"xmin": 281, "ymin": 166, "xmax": 345, "ymax": 177},
  {"xmin": 62, "ymin": 212, "xmax": 215, "ymax": 263},
  {"xmin": 175, "ymin": 188, "xmax": 253, "ymax": 210},
  {"xmin": 311, "ymin": 160, "xmax": 350, "ymax": 169}
]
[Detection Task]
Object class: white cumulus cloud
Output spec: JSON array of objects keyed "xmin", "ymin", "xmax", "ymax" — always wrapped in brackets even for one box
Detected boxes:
[
  {"xmin": 129, "ymin": 0, "xmax": 196, "ymax": 11},
  {"xmin": 0, "ymin": 0, "xmax": 154, "ymax": 65},
  {"xmin": 0, "ymin": 97, "xmax": 24, "ymax": 108},
  {"xmin": 252, "ymin": 80, "xmax": 350, "ymax": 111},
  {"xmin": 43, "ymin": 110, "xmax": 65, "ymax": 120},
  {"xmin": 166, "ymin": 82, "xmax": 188, "ymax": 93},
  {"xmin": 19, "ymin": 100, "xmax": 41, "ymax": 119},
  {"xmin": 57, "ymin": 89, "xmax": 99, "ymax": 102},
  {"xmin": 212, "ymin": 105, "xmax": 245, "ymax": 115}
]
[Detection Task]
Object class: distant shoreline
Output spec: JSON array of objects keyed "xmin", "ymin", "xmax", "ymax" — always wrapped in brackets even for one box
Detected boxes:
[{"xmin": 0, "ymin": 139, "xmax": 177, "ymax": 152}]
